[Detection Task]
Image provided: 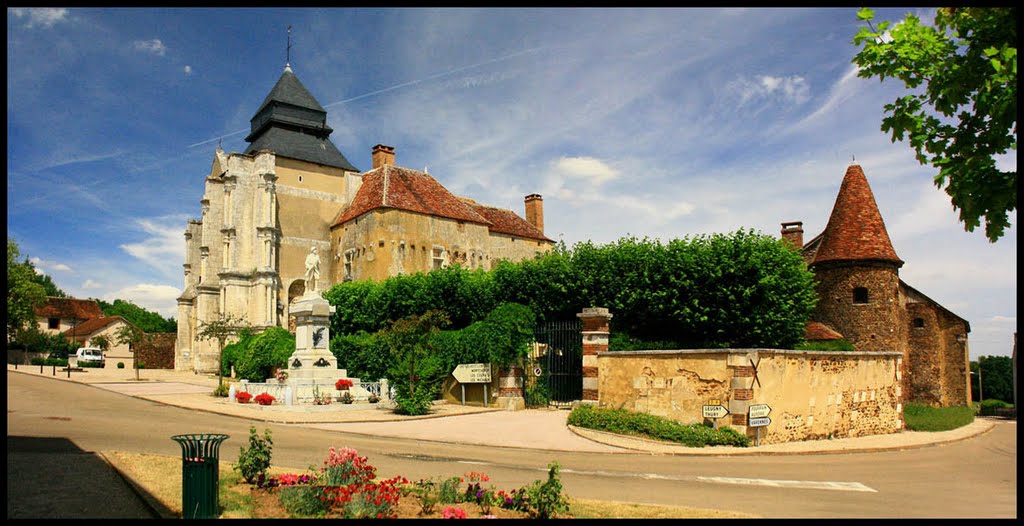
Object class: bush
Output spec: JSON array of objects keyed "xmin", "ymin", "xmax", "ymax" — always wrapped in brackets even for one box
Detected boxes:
[
  {"xmin": 324, "ymin": 232, "xmax": 817, "ymax": 350},
  {"xmin": 235, "ymin": 425, "xmax": 273, "ymax": 484},
  {"xmin": 78, "ymin": 361, "xmax": 103, "ymax": 368},
  {"xmin": 279, "ymin": 485, "xmax": 329, "ymax": 518},
  {"xmin": 330, "ymin": 330, "xmax": 391, "ymax": 383},
  {"xmin": 979, "ymin": 399, "xmax": 1014, "ymax": 416},
  {"xmin": 567, "ymin": 405, "xmax": 751, "ymax": 447},
  {"xmin": 117, "ymin": 362, "xmax": 125, "ymax": 369},
  {"xmin": 903, "ymin": 403, "xmax": 975, "ymax": 431},
  {"xmin": 136, "ymin": 361, "xmax": 146, "ymax": 369},
  {"xmin": 233, "ymin": 327, "xmax": 294, "ymax": 382},
  {"xmin": 30, "ymin": 358, "xmax": 45, "ymax": 366},
  {"xmin": 524, "ymin": 462, "xmax": 569, "ymax": 519},
  {"xmin": 212, "ymin": 383, "xmax": 230, "ymax": 397}
]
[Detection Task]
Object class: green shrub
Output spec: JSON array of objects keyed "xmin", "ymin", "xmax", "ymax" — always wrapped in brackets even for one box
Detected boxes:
[
  {"xmin": 30, "ymin": 358, "xmax": 45, "ymax": 366},
  {"xmin": 212, "ymin": 383, "xmax": 230, "ymax": 397},
  {"xmin": 567, "ymin": 405, "xmax": 751, "ymax": 447},
  {"xmin": 330, "ymin": 330, "xmax": 391, "ymax": 382},
  {"xmin": 234, "ymin": 426, "xmax": 273, "ymax": 484},
  {"xmin": 136, "ymin": 361, "xmax": 145, "ymax": 369},
  {"xmin": 79, "ymin": 361, "xmax": 103, "ymax": 368},
  {"xmin": 903, "ymin": 403, "xmax": 975, "ymax": 431},
  {"xmin": 524, "ymin": 376, "xmax": 550, "ymax": 407},
  {"xmin": 324, "ymin": 232, "xmax": 817, "ymax": 350},
  {"xmin": 220, "ymin": 329, "xmax": 255, "ymax": 377},
  {"xmin": 279, "ymin": 485, "xmax": 329, "ymax": 518},
  {"xmin": 793, "ymin": 340, "xmax": 857, "ymax": 352},
  {"xmin": 524, "ymin": 461, "xmax": 569, "ymax": 519},
  {"xmin": 117, "ymin": 362, "xmax": 125, "ymax": 369},
  {"xmin": 979, "ymin": 399, "xmax": 1013, "ymax": 416},
  {"xmin": 44, "ymin": 358, "xmax": 68, "ymax": 367},
  {"xmin": 232, "ymin": 327, "xmax": 294, "ymax": 382}
]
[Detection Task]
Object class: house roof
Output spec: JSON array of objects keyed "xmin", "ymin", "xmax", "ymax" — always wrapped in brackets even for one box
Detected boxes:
[
  {"xmin": 901, "ymin": 280, "xmax": 971, "ymax": 332},
  {"xmin": 805, "ymin": 321, "xmax": 844, "ymax": 341},
  {"xmin": 465, "ymin": 201, "xmax": 553, "ymax": 242},
  {"xmin": 811, "ymin": 164, "xmax": 903, "ymax": 267},
  {"xmin": 34, "ymin": 297, "xmax": 103, "ymax": 321},
  {"xmin": 242, "ymin": 65, "xmax": 357, "ymax": 171},
  {"xmin": 333, "ymin": 165, "xmax": 494, "ymax": 227},
  {"xmin": 62, "ymin": 316, "xmax": 132, "ymax": 340}
]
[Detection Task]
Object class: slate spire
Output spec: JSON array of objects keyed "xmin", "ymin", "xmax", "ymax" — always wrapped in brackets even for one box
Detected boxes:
[
  {"xmin": 243, "ymin": 65, "xmax": 357, "ymax": 171},
  {"xmin": 811, "ymin": 164, "xmax": 903, "ymax": 267}
]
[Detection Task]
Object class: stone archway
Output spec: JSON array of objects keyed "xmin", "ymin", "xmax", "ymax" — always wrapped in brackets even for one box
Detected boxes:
[{"xmin": 286, "ymin": 279, "xmax": 306, "ymax": 333}]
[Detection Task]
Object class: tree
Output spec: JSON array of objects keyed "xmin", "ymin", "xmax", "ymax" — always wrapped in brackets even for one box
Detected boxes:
[
  {"xmin": 90, "ymin": 334, "xmax": 112, "ymax": 353},
  {"xmin": 196, "ymin": 313, "xmax": 251, "ymax": 389},
  {"xmin": 7, "ymin": 239, "xmax": 47, "ymax": 342},
  {"xmin": 114, "ymin": 323, "xmax": 149, "ymax": 381},
  {"xmin": 853, "ymin": 7, "xmax": 1017, "ymax": 242},
  {"xmin": 96, "ymin": 298, "xmax": 177, "ymax": 333},
  {"xmin": 971, "ymin": 355, "xmax": 1014, "ymax": 403},
  {"xmin": 31, "ymin": 272, "xmax": 66, "ymax": 298},
  {"xmin": 382, "ymin": 310, "xmax": 450, "ymax": 415}
]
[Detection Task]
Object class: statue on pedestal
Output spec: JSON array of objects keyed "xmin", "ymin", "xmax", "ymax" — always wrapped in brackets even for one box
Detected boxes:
[{"xmin": 304, "ymin": 245, "xmax": 320, "ymax": 293}]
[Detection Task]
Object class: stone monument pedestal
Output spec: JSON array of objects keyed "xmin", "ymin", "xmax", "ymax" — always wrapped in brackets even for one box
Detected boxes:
[{"xmin": 281, "ymin": 292, "xmax": 345, "ymax": 403}]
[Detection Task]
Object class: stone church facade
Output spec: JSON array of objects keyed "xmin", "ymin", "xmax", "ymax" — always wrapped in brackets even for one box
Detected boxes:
[
  {"xmin": 175, "ymin": 65, "xmax": 553, "ymax": 373},
  {"xmin": 784, "ymin": 164, "xmax": 971, "ymax": 406}
]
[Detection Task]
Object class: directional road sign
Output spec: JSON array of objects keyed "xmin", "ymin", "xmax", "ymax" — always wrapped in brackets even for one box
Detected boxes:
[
  {"xmin": 453, "ymin": 363, "xmax": 491, "ymax": 383},
  {"xmin": 702, "ymin": 404, "xmax": 730, "ymax": 419},
  {"xmin": 748, "ymin": 404, "xmax": 772, "ymax": 419},
  {"xmin": 748, "ymin": 417, "xmax": 771, "ymax": 427}
]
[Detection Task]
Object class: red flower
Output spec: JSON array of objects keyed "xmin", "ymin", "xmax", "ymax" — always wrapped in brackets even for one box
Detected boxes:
[
  {"xmin": 235, "ymin": 391, "xmax": 252, "ymax": 403},
  {"xmin": 254, "ymin": 393, "xmax": 276, "ymax": 405},
  {"xmin": 335, "ymin": 378, "xmax": 353, "ymax": 390}
]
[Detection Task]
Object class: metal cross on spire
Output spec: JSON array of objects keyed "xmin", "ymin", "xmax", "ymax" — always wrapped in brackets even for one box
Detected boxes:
[{"xmin": 287, "ymin": 25, "xmax": 292, "ymax": 66}]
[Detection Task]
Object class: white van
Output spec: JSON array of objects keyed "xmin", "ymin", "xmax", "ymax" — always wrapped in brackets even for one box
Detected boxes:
[{"xmin": 76, "ymin": 347, "xmax": 106, "ymax": 368}]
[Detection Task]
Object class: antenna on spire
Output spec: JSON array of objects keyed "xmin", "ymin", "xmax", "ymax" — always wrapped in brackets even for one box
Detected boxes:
[
  {"xmin": 852, "ymin": 154, "xmax": 856, "ymax": 163},
  {"xmin": 286, "ymin": 25, "xmax": 292, "ymax": 67},
  {"xmin": 218, "ymin": 137, "xmax": 223, "ymax": 149}
]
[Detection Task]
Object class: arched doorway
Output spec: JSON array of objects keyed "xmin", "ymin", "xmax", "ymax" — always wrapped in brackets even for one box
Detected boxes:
[{"xmin": 286, "ymin": 279, "xmax": 306, "ymax": 333}]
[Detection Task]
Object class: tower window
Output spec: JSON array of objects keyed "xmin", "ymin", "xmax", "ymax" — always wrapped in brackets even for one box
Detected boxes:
[
  {"xmin": 853, "ymin": 287, "xmax": 869, "ymax": 304},
  {"xmin": 913, "ymin": 318, "xmax": 925, "ymax": 328},
  {"xmin": 432, "ymin": 247, "xmax": 445, "ymax": 270},
  {"xmin": 48, "ymin": 317, "xmax": 60, "ymax": 330}
]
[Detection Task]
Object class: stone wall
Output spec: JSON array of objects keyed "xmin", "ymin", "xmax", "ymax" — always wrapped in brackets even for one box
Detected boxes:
[
  {"xmin": 135, "ymin": 333, "xmax": 177, "ymax": 370},
  {"xmin": 810, "ymin": 263, "xmax": 905, "ymax": 355},
  {"xmin": 597, "ymin": 349, "xmax": 903, "ymax": 445}
]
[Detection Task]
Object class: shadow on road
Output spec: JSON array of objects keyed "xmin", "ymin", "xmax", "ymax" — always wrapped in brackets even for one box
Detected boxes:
[{"xmin": 7, "ymin": 436, "xmax": 169, "ymax": 519}]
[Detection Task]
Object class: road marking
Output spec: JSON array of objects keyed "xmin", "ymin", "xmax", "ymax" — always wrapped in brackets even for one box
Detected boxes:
[{"xmin": 697, "ymin": 476, "xmax": 877, "ymax": 492}]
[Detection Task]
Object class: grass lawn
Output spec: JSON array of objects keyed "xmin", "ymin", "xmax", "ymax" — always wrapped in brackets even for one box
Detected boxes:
[{"xmin": 903, "ymin": 403, "xmax": 975, "ymax": 432}]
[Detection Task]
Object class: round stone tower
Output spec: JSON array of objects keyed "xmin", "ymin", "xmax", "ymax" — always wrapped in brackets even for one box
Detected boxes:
[{"xmin": 808, "ymin": 164, "xmax": 905, "ymax": 354}]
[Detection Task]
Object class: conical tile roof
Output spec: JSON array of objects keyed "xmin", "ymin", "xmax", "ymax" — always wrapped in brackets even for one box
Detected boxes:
[{"xmin": 811, "ymin": 164, "xmax": 903, "ymax": 267}]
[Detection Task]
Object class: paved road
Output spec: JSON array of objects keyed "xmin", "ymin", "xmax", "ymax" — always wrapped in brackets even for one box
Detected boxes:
[{"xmin": 7, "ymin": 371, "xmax": 1017, "ymax": 518}]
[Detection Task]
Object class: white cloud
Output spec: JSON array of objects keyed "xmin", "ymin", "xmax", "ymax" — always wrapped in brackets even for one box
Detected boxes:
[
  {"xmin": 729, "ymin": 74, "xmax": 810, "ymax": 107},
  {"xmin": 29, "ymin": 256, "xmax": 73, "ymax": 273},
  {"xmin": 184, "ymin": 65, "xmax": 192, "ymax": 75},
  {"xmin": 82, "ymin": 279, "xmax": 103, "ymax": 290},
  {"xmin": 791, "ymin": 66, "xmax": 862, "ymax": 131},
  {"xmin": 133, "ymin": 39, "xmax": 167, "ymax": 56},
  {"xmin": 103, "ymin": 283, "xmax": 182, "ymax": 319},
  {"xmin": 9, "ymin": 8, "xmax": 68, "ymax": 28},
  {"xmin": 119, "ymin": 216, "xmax": 187, "ymax": 278},
  {"xmin": 553, "ymin": 157, "xmax": 620, "ymax": 184}
]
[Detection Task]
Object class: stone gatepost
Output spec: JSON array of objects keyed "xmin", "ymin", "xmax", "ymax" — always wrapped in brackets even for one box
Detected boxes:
[
  {"xmin": 496, "ymin": 365, "xmax": 526, "ymax": 411},
  {"xmin": 578, "ymin": 307, "xmax": 612, "ymax": 404},
  {"xmin": 727, "ymin": 351, "xmax": 758, "ymax": 437}
]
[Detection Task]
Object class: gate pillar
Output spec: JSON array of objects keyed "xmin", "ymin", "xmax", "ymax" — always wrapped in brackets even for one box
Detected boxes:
[{"xmin": 577, "ymin": 307, "xmax": 612, "ymax": 404}]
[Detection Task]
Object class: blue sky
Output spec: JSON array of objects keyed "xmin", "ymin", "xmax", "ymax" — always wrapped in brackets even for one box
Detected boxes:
[{"xmin": 7, "ymin": 7, "xmax": 1016, "ymax": 359}]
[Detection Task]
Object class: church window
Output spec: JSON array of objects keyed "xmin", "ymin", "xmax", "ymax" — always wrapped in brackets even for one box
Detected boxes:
[
  {"xmin": 343, "ymin": 250, "xmax": 354, "ymax": 281},
  {"xmin": 48, "ymin": 317, "xmax": 60, "ymax": 330},
  {"xmin": 298, "ymin": 176, "xmax": 303, "ymax": 183},
  {"xmin": 853, "ymin": 287, "xmax": 869, "ymax": 304},
  {"xmin": 913, "ymin": 318, "xmax": 925, "ymax": 328}
]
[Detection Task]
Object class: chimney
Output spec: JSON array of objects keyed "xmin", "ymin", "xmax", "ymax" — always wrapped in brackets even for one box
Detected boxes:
[
  {"xmin": 781, "ymin": 221, "xmax": 804, "ymax": 248},
  {"xmin": 372, "ymin": 144, "xmax": 395, "ymax": 169},
  {"xmin": 525, "ymin": 194, "xmax": 544, "ymax": 234}
]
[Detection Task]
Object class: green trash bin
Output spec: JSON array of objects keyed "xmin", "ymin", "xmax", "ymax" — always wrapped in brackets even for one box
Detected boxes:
[{"xmin": 171, "ymin": 433, "xmax": 230, "ymax": 519}]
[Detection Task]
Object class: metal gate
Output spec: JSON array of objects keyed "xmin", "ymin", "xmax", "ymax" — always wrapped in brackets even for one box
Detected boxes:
[{"xmin": 533, "ymin": 319, "xmax": 582, "ymax": 408}]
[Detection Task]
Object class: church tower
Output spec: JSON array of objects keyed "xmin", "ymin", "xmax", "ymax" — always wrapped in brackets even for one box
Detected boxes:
[
  {"xmin": 175, "ymin": 64, "xmax": 362, "ymax": 373},
  {"xmin": 808, "ymin": 164, "xmax": 906, "ymax": 355}
]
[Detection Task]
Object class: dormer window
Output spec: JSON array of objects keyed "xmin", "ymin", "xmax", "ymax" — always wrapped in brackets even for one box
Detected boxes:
[{"xmin": 853, "ymin": 287, "xmax": 869, "ymax": 304}]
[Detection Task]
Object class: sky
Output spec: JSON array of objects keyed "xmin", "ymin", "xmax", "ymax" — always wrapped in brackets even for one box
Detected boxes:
[{"xmin": 6, "ymin": 7, "xmax": 1016, "ymax": 360}]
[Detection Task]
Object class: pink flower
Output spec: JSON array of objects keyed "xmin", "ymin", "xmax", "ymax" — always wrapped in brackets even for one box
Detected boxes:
[{"xmin": 442, "ymin": 507, "xmax": 467, "ymax": 519}]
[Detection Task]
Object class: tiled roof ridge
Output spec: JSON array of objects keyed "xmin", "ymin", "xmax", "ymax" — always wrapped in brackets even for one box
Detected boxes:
[{"xmin": 811, "ymin": 164, "xmax": 903, "ymax": 267}]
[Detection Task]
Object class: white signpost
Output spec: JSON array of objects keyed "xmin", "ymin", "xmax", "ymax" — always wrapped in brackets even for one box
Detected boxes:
[
  {"xmin": 703, "ymin": 399, "xmax": 730, "ymax": 429},
  {"xmin": 747, "ymin": 403, "xmax": 772, "ymax": 446},
  {"xmin": 453, "ymin": 363, "xmax": 492, "ymax": 407}
]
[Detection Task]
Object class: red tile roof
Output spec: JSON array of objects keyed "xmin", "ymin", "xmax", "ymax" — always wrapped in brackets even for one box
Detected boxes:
[
  {"xmin": 805, "ymin": 321, "xmax": 844, "ymax": 341},
  {"xmin": 34, "ymin": 297, "xmax": 104, "ymax": 321},
  {"xmin": 466, "ymin": 201, "xmax": 553, "ymax": 242},
  {"xmin": 62, "ymin": 316, "xmax": 131, "ymax": 340},
  {"xmin": 334, "ymin": 165, "xmax": 492, "ymax": 227},
  {"xmin": 811, "ymin": 165, "xmax": 903, "ymax": 267}
]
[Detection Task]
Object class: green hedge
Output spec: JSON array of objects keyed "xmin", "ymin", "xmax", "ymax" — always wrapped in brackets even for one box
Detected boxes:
[
  {"xmin": 978, "ymin": 399, "xmax": 1014, "ymax": 416},
  {"xmin": 227, "ymin": 327, "xmax": 295, "ymax": 382},
  {"xmin": 324, "ymin": 232, "xmax": 816, "ymax": 350},
  {"xmin": 793, "ymin": 339, "xmax": 856, "ymax": 352},
  {"xmin": 567, "ymin": 405, "xmax": 751, "ymax": 447},
  {"xmin": 903, "ymin": 403, "xmax": 975, "ymax": 431}
]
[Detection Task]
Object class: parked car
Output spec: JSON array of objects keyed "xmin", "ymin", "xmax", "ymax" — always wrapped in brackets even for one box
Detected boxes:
[{"xmin": 76, "ymin": 347, "xmax": 105, "ymax": 367}]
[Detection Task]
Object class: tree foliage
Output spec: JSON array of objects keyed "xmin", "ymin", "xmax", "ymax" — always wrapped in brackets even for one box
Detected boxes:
[
  {"xmin": 228, "ymin": 327, "xmax": 295, "ymax": 382},
  {"xmin": 197, "ymin": 313, "xmax": 251, "ymax": 387},
  {"xmin": 971, "ymin": 355, "xmax": 1014, "ymax": 404},
  {"xmin": 382, "ymin": 310, "xmax": 450, "ymax": 415},
  {"xmin": 853, "ymin": 7, "xmax": 1017, "ymax": 242},
  {"xmin": 31, "ymin": 271, "xmax": 66, "ymax": 298},
  {"xmin": 7, "ymin": 239, "xmax": 47, "ymax": 341},
  {"xmin": 96, "ymin": 298, "xmax": 177, "ymax": 333}
]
